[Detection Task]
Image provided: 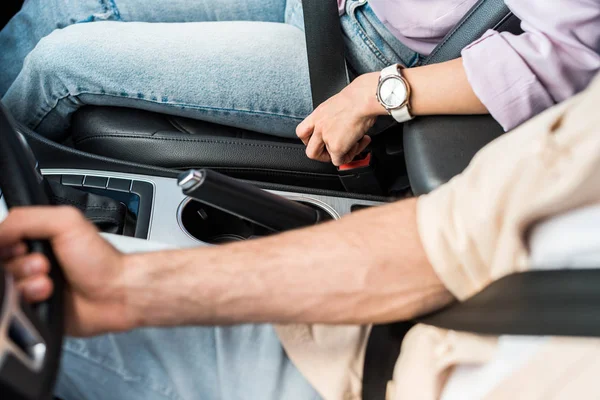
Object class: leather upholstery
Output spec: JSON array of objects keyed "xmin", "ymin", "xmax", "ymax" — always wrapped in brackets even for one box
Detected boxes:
[
  {"xmin": 69, "ymin": 0, "xmax": 521, "ymax": 195},
  {"xmin": 403, "ymin": 115, "xmax": 504, "ymax": 194},
  {"xmin": 48, "ymin": 180, "xmax": 134, "ymax": 235},
  {"xmin": 405, "ymin": 0, "xmax": 523, "ymax": 195},
  {"xmin": 71, "ymin": 107, "xmax": 342, "ymax": 187},
  {"xmin": 69, "ymin": 0, "xmax": 350, "ymax": 190}
]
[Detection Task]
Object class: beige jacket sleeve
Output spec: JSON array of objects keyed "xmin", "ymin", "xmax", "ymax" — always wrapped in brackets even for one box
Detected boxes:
[
  {"xmin": 418, "ymin": 74, "xmax": 600, "ymax": 301},
  {"xmin": 278, "ymin": 75, "xmax": 600, "ymax": 400},
  {"xmin": 390, "ymin": 74, "xmax": 600, "ymax": 400}
]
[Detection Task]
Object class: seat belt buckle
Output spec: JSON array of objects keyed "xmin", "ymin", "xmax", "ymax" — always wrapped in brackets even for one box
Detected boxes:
[{"xmin": 337, "ymin": 152, "xmax": 384, "ymax": 195}]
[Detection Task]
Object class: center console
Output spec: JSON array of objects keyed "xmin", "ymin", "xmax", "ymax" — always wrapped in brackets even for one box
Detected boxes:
[
  {"xmin": 40, "ymin": 169, "xmax": 384, "ymax": 248},
  {"xmin": 0, "ymin": 117, "xmax": 392, "ymax": 251}
]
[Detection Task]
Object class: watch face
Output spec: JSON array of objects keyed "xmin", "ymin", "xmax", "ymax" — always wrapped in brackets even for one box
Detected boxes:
[{"xmin": 379, "ymin": 76, "xmax": 407, "ymax": 109}]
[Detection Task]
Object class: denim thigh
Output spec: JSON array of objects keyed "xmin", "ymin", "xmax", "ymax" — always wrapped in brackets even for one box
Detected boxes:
[
  {"xmin": 56, "ymin": 324, "xmax": 322, "ymax": 400},
  {"xmin": 0, "ymin": 0, "xmax": 290, "ymax": 95},
  {"xmin": 341, "ymin": 0, "xmax": 420, "ymax": 74},
  {"xmin": 2, "ymin": 20, "xmax": 312, "ymax": 141}
]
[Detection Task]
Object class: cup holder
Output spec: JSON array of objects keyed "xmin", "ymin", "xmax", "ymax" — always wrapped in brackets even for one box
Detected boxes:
[{"xmin": 178, "ymin": 198, "xmax": 334, "ymax": 245}]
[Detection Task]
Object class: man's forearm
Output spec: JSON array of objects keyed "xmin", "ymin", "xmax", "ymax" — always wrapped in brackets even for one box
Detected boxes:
[{"xmin": 123, "ymin": 198, "xmax": 454, "ymax": 329}]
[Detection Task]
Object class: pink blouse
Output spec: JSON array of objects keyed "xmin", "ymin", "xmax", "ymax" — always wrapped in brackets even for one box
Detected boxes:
[{"xmin": 338, "ymin": 0, "xmax": 600, "ymax": 131}]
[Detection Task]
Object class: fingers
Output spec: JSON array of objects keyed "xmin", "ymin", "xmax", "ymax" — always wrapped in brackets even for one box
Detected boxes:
[
  {"xmin": 356, "ymin": 135, "xmax": 372, "ymax": 156},
  {"xmin": 3, "ymin": 253, "xmax": 53, "ymax": 303},
  {"xmin": 3, "ymin": 253, "xmax": 53, "ymax": 302},
  {"xmin": 17, "ymin": 275, "xmax": 53, "ymax": 303},
  {"xmin": 330, "ymin": 136, "xmax": 372, "ymax": 167},
  {"xmin": 0, "ymin": 206, "xmax": 87, "ymax": 248},
  {"xmin": 296, "ymin": 114, "xmax": 315, "ymax": 146},
  {"xmin": 329, "ymin": 142, "xmax": 355, "ymax": 167},
  {"xmin": 4, "ymin": 253, "xmax": 50, "ymax": 280},
  {"xmin": 306, "ymin": 131, "xmax": 332, "ymax": 163},
  {"xmin": 0, "ymin": 242, "xmax": 28, "ymax": 261}
]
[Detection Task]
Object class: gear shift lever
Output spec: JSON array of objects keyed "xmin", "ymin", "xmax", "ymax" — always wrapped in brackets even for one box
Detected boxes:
[{"xmin": 178, "ymin": 169, "xmax": 323, "ymax": 232}]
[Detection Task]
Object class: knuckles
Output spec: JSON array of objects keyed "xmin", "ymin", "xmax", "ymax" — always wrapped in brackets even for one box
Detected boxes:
[{"xmin": 55, "ymin": 206, "xmax": 86, "ymax": 224}]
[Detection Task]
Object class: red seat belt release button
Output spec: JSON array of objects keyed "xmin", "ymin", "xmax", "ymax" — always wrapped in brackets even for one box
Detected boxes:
[
  {"xmin": 338, "ymin": 152, "xmax": 372, "ymax": 171},
  {"xmin": 337, "ymin": 152, "xmax": 383, "ymax": 195}
]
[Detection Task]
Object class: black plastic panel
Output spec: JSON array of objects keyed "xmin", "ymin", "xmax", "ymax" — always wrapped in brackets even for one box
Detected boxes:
[
  {"xmin": 61, "ymin": 174, "xmax": 84, "ymax": 186},
  {"xmin": 83, "ymin": 176, "xmax": 108, "ymax": 189},
  {"xmin": 45, "ymin": 174, "xmax": 153, "ymax": 240},
  {"xmin": 403, "ymin": 115, "xmax": 504, "ymax": 195},
  {"xmin": 107, "ymin": 178, "xmax": 132, "ymax": 192},
  {"xmin": 130, "ymin": 181, "xmax": 154, "ymax": 239}
]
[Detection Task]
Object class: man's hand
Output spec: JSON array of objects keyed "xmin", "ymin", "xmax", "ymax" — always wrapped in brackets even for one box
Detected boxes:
[
  {"xmin": 0, "ymin": 207, "xmax": 131, "ymax": 337},
  {"xmin": 296, "ymin": 72, "xmax": 385, "ymax": 166}
]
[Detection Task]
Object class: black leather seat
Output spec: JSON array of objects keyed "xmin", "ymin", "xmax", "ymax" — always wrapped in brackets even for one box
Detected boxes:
[
  {"xmin": 69, "ymin": 0, "xmax": 522, "ymax": 195},
  {"xmin": 70, "ymin": 106, "xmax": 403, "ymax": 192},
  {"xmin": 71, "ymin": 107, "xmax": 331, "ymax": 174}
]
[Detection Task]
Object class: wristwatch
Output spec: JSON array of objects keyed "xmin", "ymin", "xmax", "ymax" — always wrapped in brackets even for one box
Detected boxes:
[{"xmin": 376, "ymin": 64, "xmax": 414, "ymax": 123}]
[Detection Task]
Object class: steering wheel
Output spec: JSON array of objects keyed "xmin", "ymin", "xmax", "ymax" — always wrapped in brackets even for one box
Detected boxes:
[{"xmin": 0, "ymin": 104, "xmax": 65, "ymax": 400}]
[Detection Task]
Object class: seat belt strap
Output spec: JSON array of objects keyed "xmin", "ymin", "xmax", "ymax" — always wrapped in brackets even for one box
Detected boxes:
[
  {"xmin": 301, "ymin": 0, "xmax": 349, "ymax": 109},
  {"xmin": 301, "ymin": 0, "xmax": 386, "ymax": 195},
  {"xmin": 422, "ymin": 0, "xmax": 522, "ymax": 66},
  {"xmin": 363, "ymin": 270, "xmax": 600, "ymax": 399},
  {"xmin": 421, "ymin": 270, "xmax": 600, "ymax": 337}
]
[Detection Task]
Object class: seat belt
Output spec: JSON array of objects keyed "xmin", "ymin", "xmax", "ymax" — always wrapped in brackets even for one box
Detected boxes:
[
  {"xmin": 300, "ymin": 0, "xmax": 384, "ymax": 194},
  {"xmin": 301, "ymin": 0, "xmax": 349, "ymax": 109},
  {"xmin": 363, "ymin": 270, "xmax": 600, "ymax": 399},
  {"xmin": 421, "ymin": 270, "xmax": 600, "ymax": 337},
  {"xmin": 362, "ymin": 0, "xmax": 523, "ymax": 398}
]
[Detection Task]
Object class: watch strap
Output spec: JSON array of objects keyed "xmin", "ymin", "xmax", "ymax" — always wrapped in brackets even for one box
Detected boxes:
[
  {"xmin": 390, "ymin": 105, "xmax": 413, "ymax": 123},
  {"xmin": 381, "ymin": 64, "xmax": 400, "ymax": 78}
]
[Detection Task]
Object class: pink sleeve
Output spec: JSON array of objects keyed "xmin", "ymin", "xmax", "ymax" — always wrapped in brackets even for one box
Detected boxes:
[
  {"xmin": 338, "ymin": 0, "xmax": 346, "ymax": 15},
  {"xmin": 461, "ymin": 0, "xmax": 600, "ymax": 131}
]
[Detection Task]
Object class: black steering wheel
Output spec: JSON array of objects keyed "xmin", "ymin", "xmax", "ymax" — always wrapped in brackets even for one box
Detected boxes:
[{"xmin": 0, "ymin": 104, "xmax": 65, "ymax": 400}]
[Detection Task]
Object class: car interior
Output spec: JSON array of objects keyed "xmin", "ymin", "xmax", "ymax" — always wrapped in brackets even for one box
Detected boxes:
[{"xmin": 1, "ymin": 0, "xmax": 600, "ymax": 399}]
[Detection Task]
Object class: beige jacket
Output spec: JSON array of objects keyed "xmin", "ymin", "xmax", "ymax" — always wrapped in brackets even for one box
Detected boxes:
[{"xmin": 275, "ymin": 73, "xmax": 600, "ymax": 400}]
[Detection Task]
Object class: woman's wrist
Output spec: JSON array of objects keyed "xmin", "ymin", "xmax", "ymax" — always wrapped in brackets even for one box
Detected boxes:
[{"xmin": 355, "ymin": 72, "xmax": 388, "ymax": 117}]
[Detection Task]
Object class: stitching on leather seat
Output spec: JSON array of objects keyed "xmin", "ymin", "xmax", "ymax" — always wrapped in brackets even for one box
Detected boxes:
[
  {"xmin": 74, "ymin": 134, "xmax": 306, "ymax": 151},
  {"xmin": 178, "ymin": 166, "xmax": 337, "ymax": 177}
]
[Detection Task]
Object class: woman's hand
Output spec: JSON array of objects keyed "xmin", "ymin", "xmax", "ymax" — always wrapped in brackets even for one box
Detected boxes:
[{"xmin": 296, "ymin": 72, "xmax": 386, "ymax": 166}]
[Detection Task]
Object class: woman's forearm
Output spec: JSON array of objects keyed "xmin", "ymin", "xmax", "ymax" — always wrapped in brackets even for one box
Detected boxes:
[
  {"xmin": 363, "ymin": 58, "xmax": 488, "ymax": 117},
  {"xmin": 405, "ymin": 58, "xmax": 488, "ymax": 116}
]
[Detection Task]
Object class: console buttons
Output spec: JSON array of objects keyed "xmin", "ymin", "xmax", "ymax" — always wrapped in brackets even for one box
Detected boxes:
[
  {"xmin": 107, "ymin": 178, "xmax": 132, "ymax": 192},
  {"xmin": 61, "ymin": 174, "xmax": 84, "ymax": 186},
  {"xmin": 83, "ymin": 176, "xmax": 109, "ymax": 189}
]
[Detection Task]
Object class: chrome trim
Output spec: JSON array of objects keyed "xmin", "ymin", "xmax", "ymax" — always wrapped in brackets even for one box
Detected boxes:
[
  {"xmin": 176, "ymin": 193, "xmax": 341, "ymax": 244},
  {"xmin": 177, "ymin": 170, "xmax": 205, "ymax": 191},
  {"xmin": 282, "ymin": 195, "xmax": 339, "ymax": 220},
  {"xmin": 176, "ymin": 197, "xmax": 211, "ymax": 245},
  {"xmin": 42, "ymin": 169, "xmax": 384, "ymax": 248}
]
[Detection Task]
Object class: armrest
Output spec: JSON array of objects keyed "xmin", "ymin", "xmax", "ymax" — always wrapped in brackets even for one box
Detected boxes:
[{"xmin": 403, "ymin": 115, "xmax": 504, "ymax": 195}]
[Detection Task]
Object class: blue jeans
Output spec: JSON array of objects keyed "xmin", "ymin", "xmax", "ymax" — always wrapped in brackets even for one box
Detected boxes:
[
  {"xmin": 0, "ymin": 0, "xmax": 419, "ymax": 142},
  {"xmin": 57, "ymin": 325, "xmax": 322, "ymax": 400}
]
